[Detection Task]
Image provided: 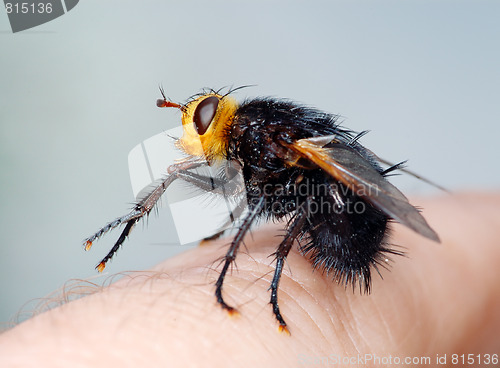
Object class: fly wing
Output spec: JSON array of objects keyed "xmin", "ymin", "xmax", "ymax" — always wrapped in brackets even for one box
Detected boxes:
[{"xmin": 284, "ymin": 136, "xmax": 440, "ymax": 242}]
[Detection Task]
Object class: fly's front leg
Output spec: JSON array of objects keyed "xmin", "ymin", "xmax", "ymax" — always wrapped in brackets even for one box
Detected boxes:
[
  {"xmin": 83, "ymin": 173, "xmax": 178, "ymax": 271},
  {"xmin": 94, "ymin": 219, "xmax": 137, "ymax": 272},
  {"xmin": 84, "ymin": 160, "xmax": 223, "ymax": 271}
]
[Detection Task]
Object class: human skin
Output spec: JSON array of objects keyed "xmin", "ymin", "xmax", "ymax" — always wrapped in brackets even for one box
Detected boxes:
[{"xmin": 0, "ymin": 193, "xmax": 499, "ymax": 367}]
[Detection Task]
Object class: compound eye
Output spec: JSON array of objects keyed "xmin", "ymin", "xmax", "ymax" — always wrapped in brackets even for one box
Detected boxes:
[{"xmin": 193, "ymin": 96, "xmax": 219, "ymax": 135}]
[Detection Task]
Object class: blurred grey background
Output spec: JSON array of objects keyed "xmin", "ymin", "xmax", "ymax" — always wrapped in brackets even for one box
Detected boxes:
[{"xmin": 1, "ymin": 0, "xmax": 499, "ymax": 323}]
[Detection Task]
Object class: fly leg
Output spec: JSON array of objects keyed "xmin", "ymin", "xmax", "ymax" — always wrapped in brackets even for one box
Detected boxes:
[
  {"xmin": 215, "ymin": 196, "xmax": 265, "ymax": 314},
  {"xmin": 84, "ymin": 161, "xmax": 232, "ymax": 271},
  {"xmin": 84, "ymin": 173, "xmax": 178, "ymax": 271},
  {"xmin": 269, "ymin": 201, "xmax": 309, "ymax": 334},
  {"xmin": 201, "ymin": 197, "xmax": 248, "ymax": 242}
]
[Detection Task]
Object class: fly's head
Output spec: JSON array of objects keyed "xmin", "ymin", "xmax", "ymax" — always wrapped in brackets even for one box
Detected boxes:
[{"xmin": 158, "ymin": 89, "xmax": 239, "ymax": 163}]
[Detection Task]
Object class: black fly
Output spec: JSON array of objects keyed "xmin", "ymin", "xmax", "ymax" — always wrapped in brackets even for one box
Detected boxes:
[{"xmin": 84, "ymin": 88, "xmax": 440, "ymax": 334}]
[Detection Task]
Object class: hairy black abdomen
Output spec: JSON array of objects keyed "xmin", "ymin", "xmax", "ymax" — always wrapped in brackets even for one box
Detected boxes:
[
  {"xmin": 298, "ymin": 174, "xmax": 389, "ymax": 292},
  {"xmin": 228, "ymin": 97, "xmax": 391, "ymax": 291}
]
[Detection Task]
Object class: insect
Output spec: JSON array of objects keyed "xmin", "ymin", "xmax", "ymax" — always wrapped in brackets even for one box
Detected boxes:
[{"xmin": 84, "ymin": 87, "xmax": 440, "ymax": 334}]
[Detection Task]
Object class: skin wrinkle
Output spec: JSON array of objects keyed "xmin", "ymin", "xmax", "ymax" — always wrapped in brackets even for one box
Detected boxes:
[
  {"xmin": 378, "ymin": 285, "xmax": 411, "ymax": 351},
  {"xmin": 403, "ymin": 270, "xmax": 428, "ymax": 350},
  {"xmin": 275, "ymin": 262, "xmax": 331, "ymax": 339},
  {"xmin": 285, "ymin": 295, "xmax": 340, "ymax": 357},
  {"xmin": 287, "ymin": 234, "xmax": 371, "ymax": 352},
  {"xmin": 325, "ymin": 278, "xmax": 364, "ymax": 353},
  {"xmin": 344, "ymin": 294, "xmax": 371, "ymax": 353},
  {"xmin": 204, "ymin": 266, "xmax": 291, "ymax": 366},
  {"xmin": 284, "ymin": 259, "xmax": 362, "ymax": 354},
  {"xmin": 324, "ymin": 296, "xmax": 355, "ymax": 354},
  {"xmin": 424, "ymin": 264, "xmax": 456, "ymax": 351},
  {"xmin": 384, "ymin": 227, "xmax": 437, "ymax": 350},
  {"xmin": 370, "ymin": 298, "xmax": 395, "ymax": 350},
  {"xmin": 339, "ymin": 288, "xmax": 369, "ymax": 353},
  {"xmin": 296, "ymin": 277, "xmax": 358, "ymax": 354},
  {"xmin": 395, "ymin": 260, "xmax": 430, "ymax": 352},
  {"xmin": 276, "ymin": 248, "xmax": 357, "ymax": 352},
  {"xmin": 279, "ymin": 277, "xmax": 329, "ymax": 347},
  {"xmin": 289, "ymin": 282, "xmax": 332, "ymax": 348},
  {"xmin": 375, "ymin": 265, "xmax": 410, "ymax": 349},
  {"xmin": 344, "ymin": 223, "xmax": 429, "ymax": 353},
  {"xmin": 306, "ymin": 270, "xmax": 347, "ymax": 349}
]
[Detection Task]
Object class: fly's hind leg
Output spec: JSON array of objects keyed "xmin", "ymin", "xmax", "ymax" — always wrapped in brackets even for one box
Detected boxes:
[
  {"xmin": 200, "ymin": 197, "xmax": 248, "ymax": 243},
  {"xmin": 269, "ymin": 202, "xmax": 309, "ymax": 334},
  {"xmin": 214, "ymin": 196, "xmax": 265, "ymax": 314}
]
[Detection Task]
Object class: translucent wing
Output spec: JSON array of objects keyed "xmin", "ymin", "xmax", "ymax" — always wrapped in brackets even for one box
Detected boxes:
[{"xmin": 284, "ymin": 135, "xmax": 440, "ymax": 242}]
